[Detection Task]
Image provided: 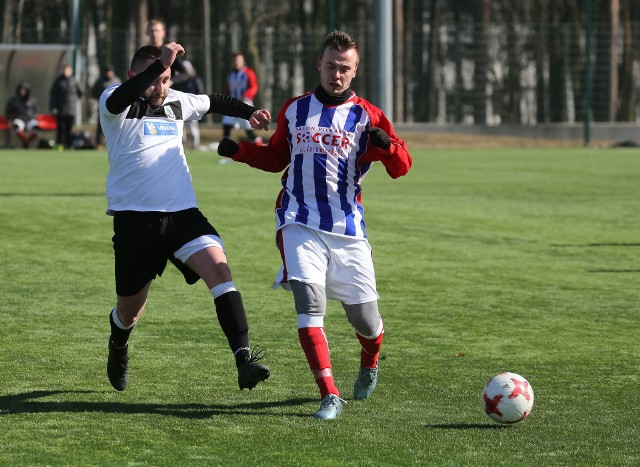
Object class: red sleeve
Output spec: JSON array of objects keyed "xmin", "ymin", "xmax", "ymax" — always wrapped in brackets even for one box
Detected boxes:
[
  {"xmin": 358, "ymin": 100, "xmax": 412, "ymax": 179},
  {"xmin": 232, "ymin": 98, "xmax": 293, "ymax": 173},
  {"xmin": 242, "ymin": 67, "xmax": 259, "ymax": 100}
]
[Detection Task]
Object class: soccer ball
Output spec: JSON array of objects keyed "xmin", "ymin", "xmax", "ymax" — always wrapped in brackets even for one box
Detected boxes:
[{"xmin": 482, "ymin": 372, "xmax": 534, "ymax": 424}]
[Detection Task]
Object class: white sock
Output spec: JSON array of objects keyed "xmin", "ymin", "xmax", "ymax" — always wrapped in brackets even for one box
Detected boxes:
[
  {"xmin": 210, "ymin": 281, "xmax": 237, "ymax": 299},
  {"xmin": 112, "ymin": 308, "xmax": 135, "ymax": 330}
]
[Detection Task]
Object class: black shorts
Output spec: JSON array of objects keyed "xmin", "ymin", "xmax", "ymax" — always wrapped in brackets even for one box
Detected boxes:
[{"xmin": 112, "ymin": 208, "xmax": 219, "ymax": 297}]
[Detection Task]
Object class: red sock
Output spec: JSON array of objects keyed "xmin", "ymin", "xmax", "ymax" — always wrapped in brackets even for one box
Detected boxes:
[
  {"xmin": 298, "ymin": 327, "xmax": 339, "ymax": 398},
  {"xmin": 356, "ymin": 330, "xmax": 384, "ymax": 368}
]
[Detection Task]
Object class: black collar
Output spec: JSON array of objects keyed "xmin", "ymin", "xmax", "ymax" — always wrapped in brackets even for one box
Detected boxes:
[{"xmin": 314, "ymin": 85, "xmax": 352, "ymax": 106}]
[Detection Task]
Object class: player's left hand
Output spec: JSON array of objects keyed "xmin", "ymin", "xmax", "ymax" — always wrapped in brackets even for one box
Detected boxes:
[
  {"xmin": 367, "ymin": 126, "xmax": 391, "ymax": 149},
  {"xmin": 160, "ymin": 42, "xmax": 186, "ymax": 68},
  {"xmin": 249, "ymin": 109, "xmax": 271, "ymax": 131},
  {"xmin": 217, "ymin": 137, "xmax": 239, "ymax": 158}
]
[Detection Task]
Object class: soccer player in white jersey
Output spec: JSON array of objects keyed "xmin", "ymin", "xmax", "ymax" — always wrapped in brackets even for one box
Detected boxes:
[
  {"xmin": 217, "ymin": 31, "xmax": 413, "ymax": 419},
  {"xmin": 99, "ymin": 42, "xmax": 272, "ymax": 392}
]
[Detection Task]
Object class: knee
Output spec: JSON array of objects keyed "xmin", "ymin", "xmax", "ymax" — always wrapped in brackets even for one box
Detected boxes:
[
  {"xmin": 289, "ymin": 280, "xmax": 326, "ymax": 316},
  {"xmin": 343, "ymin": 301, "xmax": 383, "ymax": 338}
]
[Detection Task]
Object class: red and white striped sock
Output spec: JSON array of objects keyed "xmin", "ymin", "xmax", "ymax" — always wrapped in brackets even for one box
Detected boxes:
[
  {"xmin": 356, "ymin": 329, "xmax": 384, "ymax": 369},
  {"xmin": 298, "ymin": 326, "xmax": 339, "ymax": 398}
]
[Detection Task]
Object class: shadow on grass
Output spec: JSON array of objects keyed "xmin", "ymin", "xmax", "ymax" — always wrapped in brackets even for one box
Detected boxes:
[
  {"xmin": 587, "ymin": 269, "xmax": 640, "ymax": 273},
  {"xmin": 0, "ymin": 192, "xmax": 103, "ymax": 197},
  {"xmin": 426, "ymin": 423, "xmax": 510, "ymax": 430},
  {"xmin": 0, "ymin": 390, "xmax": 317, "ymax": 419},
  {"xmin": 550, "ymin": 242, "xmax": 640, "ymax": 247}
]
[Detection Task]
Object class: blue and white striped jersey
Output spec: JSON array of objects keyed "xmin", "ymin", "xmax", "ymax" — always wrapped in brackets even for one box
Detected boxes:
[{"xmin": 232, "ymin": 89, "xmax": 412, "ymax": 239}]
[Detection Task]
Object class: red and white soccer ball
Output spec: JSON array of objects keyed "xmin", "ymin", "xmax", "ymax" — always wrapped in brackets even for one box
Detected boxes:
[{"xmin": 482, "ymin": 372, "xmax": 534, "ymax": 424}]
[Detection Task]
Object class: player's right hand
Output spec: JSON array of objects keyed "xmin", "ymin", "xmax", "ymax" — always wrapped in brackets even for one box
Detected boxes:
[
  {"xmin": 160, "ymin": 42, "xmax": 186, "ymax": 68},
  {"xmin": 218, "ymin": 137, "xmax": 239, "ymax": 158}
]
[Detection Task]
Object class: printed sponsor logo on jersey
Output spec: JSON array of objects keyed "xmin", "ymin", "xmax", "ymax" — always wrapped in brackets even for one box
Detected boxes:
[
  {"xmin": 295, "ymin": 127, "xmax": 352, "ymax": 155},
  {"xmin": 144, "ymin": 120, "xmax": 178, "ymax": 136}
]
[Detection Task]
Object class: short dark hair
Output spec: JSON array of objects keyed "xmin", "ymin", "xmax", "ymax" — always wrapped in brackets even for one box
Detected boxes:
[
  {"xmin": 131, "ymin": 45, "xmax": 162, "ymax": 71},
  {"xmin": 320, "ymin": 30, "xmax": 359, "ymax": 61}
]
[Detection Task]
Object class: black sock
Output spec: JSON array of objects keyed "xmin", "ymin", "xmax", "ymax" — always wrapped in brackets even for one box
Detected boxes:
[
  {"xmin": 109, "ymin": 310, "xmax": 133, "ymax": 348},
  {"xmin": 213, "ymin": 291, "xmax": 250, "ymax": 364},
  {"xmin": 246, "ymin": 130, "xmax": 257, "ymax": 140},
  {"xmin": 223, "ymin": 124, "xmax": 232, "ymax": 138}
]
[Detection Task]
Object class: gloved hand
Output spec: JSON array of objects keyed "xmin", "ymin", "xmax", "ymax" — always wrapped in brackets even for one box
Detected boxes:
[
  {"xmin": 217, "ymin": 137, "xmax": 239, "ymax": 158},
  {"xmin": 367, "ymin": 126, "xmax": 391, "ymax": 149}
]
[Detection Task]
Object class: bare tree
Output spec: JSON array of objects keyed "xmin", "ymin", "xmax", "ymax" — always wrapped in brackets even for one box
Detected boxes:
[
  {"xmin": 394, "ymin": 0, "xmax": 404, "ymax": 122},
  {"xmin": 472, "ymin": 0, "xmax": 491, "ymax": 124},
  {"xmin": 238, "ymin": 0, "xmax": 286, "ymax": 107},
  {"xmin": 425, "ymin": 0, "xmax": 441, "ymax": 122},
  {"xmin": 618, "ymin": 0, "xmax": 635, "ymax": 121},
  {"xmin": 593, "ymin": 0, "xmax": 618, "ymax": 121}
]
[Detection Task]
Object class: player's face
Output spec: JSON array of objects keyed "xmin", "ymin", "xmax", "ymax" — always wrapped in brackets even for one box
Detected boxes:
[
  {"xmin": 144, "ymin": 68, "xmax": 171, "ymax": 108},
  {"xmin": 129, "ymin": 60, "xmax": 171, "ymax": 108},
  {"xmin": 317, "ymin": 47, "xmax": 358, "ymax": 96}
]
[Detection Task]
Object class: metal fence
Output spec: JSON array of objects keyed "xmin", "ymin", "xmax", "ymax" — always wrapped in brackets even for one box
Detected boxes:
[{"xmin": 6, "ymin": 20, "xmax": 640, "ymax": 128}]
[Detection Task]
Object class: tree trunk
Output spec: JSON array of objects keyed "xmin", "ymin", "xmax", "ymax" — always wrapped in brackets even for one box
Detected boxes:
[
  {"xmin": 394, "ymin": 0, "xmax": 404, "ymax": 122},
  {"xmin": 548, "ymin": 2, "xmax": 566, "ymax": 122},
  {"xmin": 608, "ymin": 0, "xmax": 620, "ymax": 121},
  {"xmin": 425, "ymin": 0, "xmax": 440, "ymax": 122},
  {"xmin": 473, "ymin": 0, "xmax": 491, "ymax": 124},
  {"xmin": 618, "ymin": 0, "xmax": 635, "ymax": 121},
  {"xmin": 2, "ymin": 0, "xmax": 15, "ymax": 43}
]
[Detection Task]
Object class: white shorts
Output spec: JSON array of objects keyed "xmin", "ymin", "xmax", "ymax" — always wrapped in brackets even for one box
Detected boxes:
[
  {"xmin": 12, "ymin": 118, "xmax": 38, "ymax": 132},
  {"xmin": 274, "ymin": 223, "xmax": 379, "ymax": 305},
  {"xmin": 221, "ymin": 115, "xmax": 252, "ymax": 129}
]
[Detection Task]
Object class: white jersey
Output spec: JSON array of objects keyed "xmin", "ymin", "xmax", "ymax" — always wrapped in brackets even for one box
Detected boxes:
[{"xmin": 100, "ymin": 84, "xmax": 210, "ymax": 214}]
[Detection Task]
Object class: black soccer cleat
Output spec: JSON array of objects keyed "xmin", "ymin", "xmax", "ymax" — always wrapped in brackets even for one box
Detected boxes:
[
  {"xmin": 237, "ymin": 346, "xmax": 270, "ymax": 390},
  {"xmin": 107, "ymin": 339, "xmax": 129, "ymax": 391}
]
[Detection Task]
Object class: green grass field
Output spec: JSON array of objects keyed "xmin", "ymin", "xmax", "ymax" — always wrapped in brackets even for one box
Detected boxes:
[{"xmin": 0, "ymin": 146, "xmax": 638, "ymax": 466}]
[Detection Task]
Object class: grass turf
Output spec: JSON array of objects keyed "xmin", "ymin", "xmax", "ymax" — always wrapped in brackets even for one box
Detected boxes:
[{"xmin": 0, "ymin": 147, "xmax": 638, "ymax": 465}]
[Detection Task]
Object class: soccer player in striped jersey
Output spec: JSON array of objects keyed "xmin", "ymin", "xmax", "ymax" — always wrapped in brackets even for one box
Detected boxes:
[
  {"xmin": 100, "ymin": 42, "xmax": 272, "ymax": 393},
  {"xmin": 221, "ymin": 52, "xmax": 263, "ymax": 145},
  {"xmin": 217, "ymin": 31, "xmax": 412, "ymax": 420}
]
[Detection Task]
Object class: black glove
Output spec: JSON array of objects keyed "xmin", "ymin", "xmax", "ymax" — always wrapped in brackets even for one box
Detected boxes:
[
  {"xmin": 367, "ymin": 126, "xmax": 391, "ymax": 149},
  {"xmin": 217, "ymin": 137, "xmax": 239, "ymax": 158}
]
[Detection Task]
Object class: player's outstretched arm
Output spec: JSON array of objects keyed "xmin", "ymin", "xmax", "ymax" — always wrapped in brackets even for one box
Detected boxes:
[{"xmin": 217, "ymin": 132, "xmax": 289, "ymax": 173}]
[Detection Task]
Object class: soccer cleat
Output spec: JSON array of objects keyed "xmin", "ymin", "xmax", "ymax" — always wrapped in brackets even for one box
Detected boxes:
[
  {"xmin": 237, "ymin": 346, "xmax": 270, "ymax": 390},
  {"xmin": 353, "ymin": 365, "xmax": 378, "ymax": 400},
  {"xmin": 107, "ymin": 339, "xmax": 129, "ymax": 391},
  {"xmin": 314, "ymin": 394, "xmax": 346, "ymax": 420}
]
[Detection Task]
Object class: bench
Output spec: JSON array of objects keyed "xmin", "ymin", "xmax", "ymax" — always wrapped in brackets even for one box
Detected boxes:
[{"xmin": 1, "ymin": 114, "xmax": 58, "ymax": 147}]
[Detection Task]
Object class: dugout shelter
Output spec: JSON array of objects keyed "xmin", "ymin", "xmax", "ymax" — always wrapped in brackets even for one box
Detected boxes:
[{"xmin": 0, "ymin": 44, "xmax": 74, "ymax": 122}]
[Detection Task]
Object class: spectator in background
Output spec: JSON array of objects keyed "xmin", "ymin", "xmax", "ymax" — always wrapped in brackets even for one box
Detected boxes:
[
  {"xmin": 146, "ymin": 18, "xmax": 166, "ymax": 48},
  {"xmin": 146, "ymin": 18, "xmax": 186, "ymax": 81},
  {"xmin": 171, "ymin": 60, "xmax": 205, "ymax": 149},
  {"xmin": 91, "ymin": 65, "xmax": 121, "ymax": 147},
  {"xmin": 221, "ymin": 52, "xmax": 263, "ymax": 145},
  {"xmin": 50, "ymin": 64, "xmax": 83, "ymax": 149},
  {"xmin": 5, "ymin": 81, "xmax": 39, "ymax": 148}
]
